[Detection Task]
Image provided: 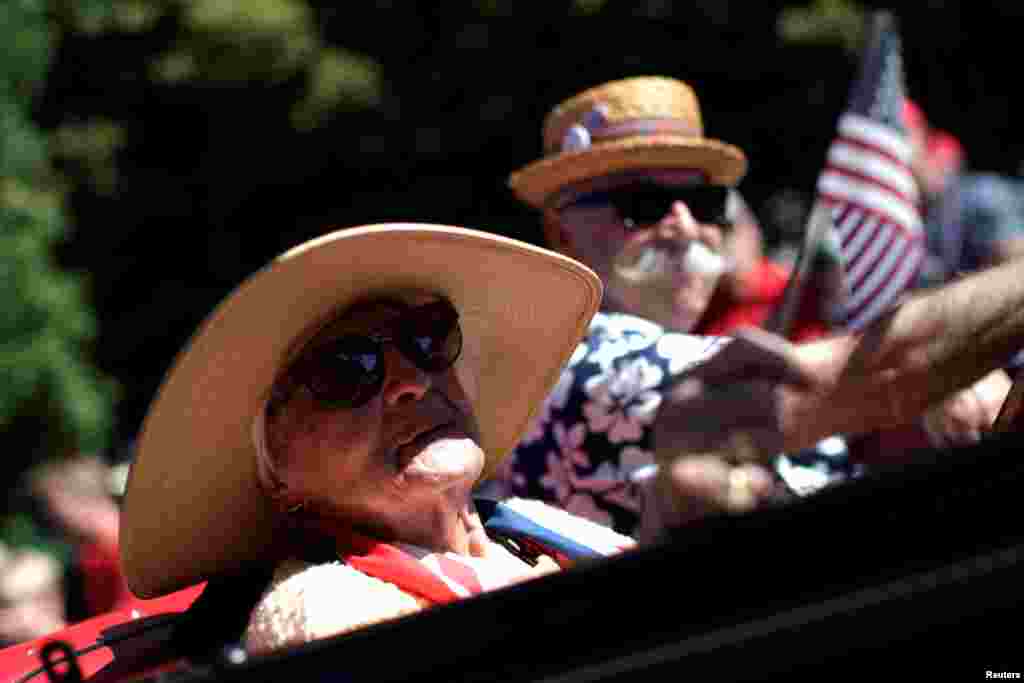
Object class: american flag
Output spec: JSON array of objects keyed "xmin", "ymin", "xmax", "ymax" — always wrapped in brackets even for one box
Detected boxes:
[{"xmin": 816, "ymin": 11, "xmax": 923, "ymax": 330}]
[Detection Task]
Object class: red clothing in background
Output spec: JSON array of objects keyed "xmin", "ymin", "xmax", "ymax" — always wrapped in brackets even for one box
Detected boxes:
[
  {"xmin": 78, "ymin": 540, "xmax": 144, "ymax": 616},
  {"xmin": 696, "ymin": 257, "xmax": 829, "ymax": 342}
]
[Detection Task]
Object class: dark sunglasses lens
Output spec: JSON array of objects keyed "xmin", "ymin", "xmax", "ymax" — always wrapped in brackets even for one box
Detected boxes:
[
  {"xmin": 612, "ymin": 188, "xmax": 670, "ymax": 225},
  {"xmin": 569, "ymin": 192, "xmax": 612, "ymax": 209},
  {"xmin": 400, "ymin": 303, "xmax": 462, "ymax": 372},
  {"xmin": 300, "ymin": 336, "xmax": 384, "ymax": 408},
  {"xmin": 680, "ymin": 186, "xmax": 729, "ymax": 224},
  {"xmin": 608, "ymin": 185, "xmax": 729, "ymax": 227}
]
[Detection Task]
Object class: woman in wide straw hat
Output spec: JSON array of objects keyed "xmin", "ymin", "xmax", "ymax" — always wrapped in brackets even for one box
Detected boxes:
[{"xmin": 120, "ymin": 223, "xmax": 645, "ymax": 653}]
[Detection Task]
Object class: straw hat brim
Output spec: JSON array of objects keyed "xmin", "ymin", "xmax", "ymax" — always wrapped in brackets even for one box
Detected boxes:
[
  {"xmin": 508, "ymin": 135, "xmax": 748, "ymax": 209},
  {"xmin": 120, "ymin": 224, "xmax": 601, "ymax": 599}
]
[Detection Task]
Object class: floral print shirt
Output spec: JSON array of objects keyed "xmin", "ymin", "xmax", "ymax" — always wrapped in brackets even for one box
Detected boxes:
[{"xmin": 485, "ymin": 312, "xmax": 863, "ymax": 537}]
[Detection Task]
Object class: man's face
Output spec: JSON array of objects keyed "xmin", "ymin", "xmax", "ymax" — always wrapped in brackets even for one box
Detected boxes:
[
  {"xmin": 552, "ymin": 170, "xmax": 735, "ymax": 332},
  {"xmin": 265, "ymin": 292, "xmax": 485, "ymax": 541}
]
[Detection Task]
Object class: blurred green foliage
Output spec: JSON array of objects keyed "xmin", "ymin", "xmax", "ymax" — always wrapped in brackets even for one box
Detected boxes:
[
  {"xmin": 0, "ymin": 511, "xmax": 72, "ymax": 563},
  {"xmin": 1, "ymin": 0, "xmax": 115, "ymax": 490},
  {"xmin": 778, "ymin": 0, "xmax": 866, "ymax": 53},
  {"xmin": 50, "ymin": 0, "xmax": 384, "ymax": 132},
  {"xmin": 48, "ymin": 119, "xmax": 124, "ymax": 198},
  {"xmin": 1, "ymin": 0, "xmax": 385, "ymax": 491}
]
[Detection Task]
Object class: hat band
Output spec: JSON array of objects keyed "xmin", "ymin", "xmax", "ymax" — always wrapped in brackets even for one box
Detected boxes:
[
  {"xmin": 550, "ymin": 168, "xmax": 709, "ymax": 209},
  {"xmin": 552, "ymin": 117, "xmax": 702, "ymax": 154},
  {"xmin": 592, "ymin": 118, "xmax": 701, "ymax": 140}
]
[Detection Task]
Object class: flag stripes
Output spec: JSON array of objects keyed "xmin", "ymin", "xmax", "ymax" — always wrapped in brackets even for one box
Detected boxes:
[
  {"xmin": 817, "ymin": 109, "xmax": 923, "ymax": 329},
  {"xmin": 847, "ymin": 240, "xmax": 922, "ymax": 326}
]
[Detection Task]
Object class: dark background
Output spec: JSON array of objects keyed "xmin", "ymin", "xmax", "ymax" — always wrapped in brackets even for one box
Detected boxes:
[{"xmin": 36, "ymin": 1, "xmax": 1024, "ymax": 447}]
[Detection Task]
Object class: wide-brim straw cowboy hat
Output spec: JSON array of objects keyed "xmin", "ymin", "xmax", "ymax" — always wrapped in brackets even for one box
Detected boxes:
[
  {"xmin": 121, "ymin": 223, "xmax": 602, "ymax": 598},
  {"xmin": 509, "ymin": 76, "xmax": 748, "ymax": 209}
]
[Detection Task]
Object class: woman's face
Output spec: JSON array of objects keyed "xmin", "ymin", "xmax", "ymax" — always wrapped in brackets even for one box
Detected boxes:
[{"xmin": 266, "ymin": 293, "xmax": 485, "ymax": 539}]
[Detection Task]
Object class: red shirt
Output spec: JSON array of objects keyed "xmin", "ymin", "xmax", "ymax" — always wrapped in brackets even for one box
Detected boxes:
[{"xmin": 696, "ymin": 257, "xmax": 829, "ymax": 342}]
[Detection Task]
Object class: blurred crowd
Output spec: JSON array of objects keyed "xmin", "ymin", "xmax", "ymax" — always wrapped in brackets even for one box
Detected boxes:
[{"xmin": 0, "ymin": 451, "xmax": 135, "ymax": 646}]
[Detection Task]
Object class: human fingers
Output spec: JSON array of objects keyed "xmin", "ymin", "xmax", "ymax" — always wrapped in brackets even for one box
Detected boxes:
[
  {"xmin": 973, "ymin": 369, "xmax": 1013, "ymax": 427},
  {"xmin": 654, "ymin": 380, "xmax": 787, "ymax": 461},
  {"xmin": 943, "ymin": 415, "xmax": 982, "ymax": 445},
  {"xmin": 656, "ymin": 455, "xmax": 734, "ymax": 526},
  {"xmin": 463, "ymin": 506, "xmax": 493, "ymax": 559},
  {"xmin": 731, "ymin": 463, "xmax": 780, "ymax": 501},
  {"xmin": 676, "ymin": 325, "xmax": 810, "ymax": 389},
  {"xmin": 657, "ymin": 455, "xmax": 779, "ymax": 526},
  {"xmin": 924, "ymin": 389, "xmax": 984, "ymax": 447}
]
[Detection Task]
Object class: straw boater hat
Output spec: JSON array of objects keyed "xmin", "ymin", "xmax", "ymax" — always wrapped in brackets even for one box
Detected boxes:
[
  {"xmin": 120, "ymin": 223, "xmax": 602, "ymax": 598},
  {"xmin": 508, "ymin": 76, "xmax": 748, "ymax": 209}
]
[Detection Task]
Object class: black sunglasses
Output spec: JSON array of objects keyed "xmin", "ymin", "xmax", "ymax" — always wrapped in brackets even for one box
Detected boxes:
[
  {"xmin": 285, "ymin": 299, "xmax": 463, "ymax": 409},
  {"xmin": 567, "ymin": 182, "xmax": 731, "ymax": 229}
]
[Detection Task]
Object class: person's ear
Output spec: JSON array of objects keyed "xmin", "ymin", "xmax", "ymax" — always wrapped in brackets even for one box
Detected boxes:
[{"xmin": 542, "ymin": 208, "xmax": 571, "ymax": 254}]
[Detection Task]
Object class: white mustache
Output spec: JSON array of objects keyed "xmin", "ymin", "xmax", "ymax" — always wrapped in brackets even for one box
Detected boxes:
[{"xmin": 616, "ymin": 241, "xmax": 730, "ymax": 281}]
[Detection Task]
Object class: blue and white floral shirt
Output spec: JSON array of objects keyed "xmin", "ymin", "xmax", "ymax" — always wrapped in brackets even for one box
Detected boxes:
[{"xmin": 484, "ymin": 312, "xmax": 863, "ymax": 536}]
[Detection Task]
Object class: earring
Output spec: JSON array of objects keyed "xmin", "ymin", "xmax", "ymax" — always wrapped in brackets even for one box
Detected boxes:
[{"xmin": 287, "ymin": 501, "xmax": 306, "ymax": 515}]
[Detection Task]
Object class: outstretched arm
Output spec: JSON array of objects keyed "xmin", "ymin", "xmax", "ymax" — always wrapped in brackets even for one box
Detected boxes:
[
  {"xmin": 653, "ymin": 257, "xmax": 1024, "ymax": 460},
  {"xmin": 792, "ymin": 256, "xmax": 1024, "ymax": 446},
  {"xmin": 638, "ymin": 258, "xmax": 1024, "ymax": 540}
]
